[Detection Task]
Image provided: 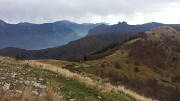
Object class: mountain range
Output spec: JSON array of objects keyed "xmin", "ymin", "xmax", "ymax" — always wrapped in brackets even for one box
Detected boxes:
[
  {"xmin": 1, "ymin": 21, "xmax": 180, "ymax": 60},
  {"xmin": 0, "ymin": 20, "xmax": 100, "ymax": 50},
  {"xmin": 54, "ymin": 20, "xmax": 102, "ymax": 37},
  {"xmin": 87, "ymin": 21, "xmax": 180, "ymax": 36}
]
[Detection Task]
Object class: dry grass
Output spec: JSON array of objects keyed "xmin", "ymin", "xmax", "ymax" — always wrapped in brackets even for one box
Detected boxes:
[
  {"xmin": 21, "ymin": 87, "xmax": 32, "ymax": 101},
  {"xmin": 0, "ymin": 87, "xmax": 63, "ymax": 101},
  {"xmin": 0, "ymin": 57, "xmax": 157, "ymax": 101},
  {"xmin": 39, "ymin": 87, "xmax": 62, "ymax": 101},
  {"xmin": 26, "ymin": 60, "xmax": 158, "ymax": 101},
  {"xmin": 145, "ymin": 26, "xmax": 180, "ymax": 41},
  {"xmin": 0, "ymin": 57, "xmax": 64, "ymax": 101}
]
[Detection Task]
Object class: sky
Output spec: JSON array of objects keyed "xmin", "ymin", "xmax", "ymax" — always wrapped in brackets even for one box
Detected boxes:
[{"xmin": 0, "ymin": 0, "xmax": 180, "ymax": 25}]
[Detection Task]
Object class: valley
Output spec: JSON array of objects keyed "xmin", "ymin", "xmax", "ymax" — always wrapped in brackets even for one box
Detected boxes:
[
  {"xmin": 0, "ymin": 21, "xmax": 180, "ymax": 101},
  {"xmin": 0, "ymin": 20, "xmax": 100, "ymax": 50}
]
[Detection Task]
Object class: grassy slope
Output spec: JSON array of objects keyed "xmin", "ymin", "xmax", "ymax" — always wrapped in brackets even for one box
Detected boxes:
[
  {"xmin": 37, "ymin": 46, "xmax": 180, "ymax": 101},
  {"xmin": 36, "ymin": 26, "xmax": 180, "ymax": 101},
  {"xmin": 0, "ymin": 57, "xmax": 134, "ymax": 101},
  {"xmin": 145, "ymin": 26, "xmax": 180, "ymax": 41},
  {"xmin": 39, "ymin": 50, "xmax": 163, "ymax": 85},
  {"xmin": 36, "ymin": 55, "xmax": 156, "ymax": 101}
]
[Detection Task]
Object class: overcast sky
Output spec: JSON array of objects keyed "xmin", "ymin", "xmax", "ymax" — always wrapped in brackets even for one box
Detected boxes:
[{"xmin": 0, "ymin": 0, "xmax": 180, "ymax": 24}]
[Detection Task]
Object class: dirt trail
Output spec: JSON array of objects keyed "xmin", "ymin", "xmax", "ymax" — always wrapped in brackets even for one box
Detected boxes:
[{"xmin": 26, "ymin": 60, "xmax": 157, "ymax": 101}]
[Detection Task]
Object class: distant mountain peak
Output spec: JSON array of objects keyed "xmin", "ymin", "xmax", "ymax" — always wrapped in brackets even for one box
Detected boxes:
[
  {"xmin": 17, "ymin": 22, "xmax": 34, "ymax": 26},
  {"xmin": 82, "ymin": 23, "xmax": 96, "ymax": 25},
  {"xmin": 55, "ymin": 20, "xmax": 77, "ymax": 25},
  {"xmin": 0, "ymin": 19, "xmax": 6, "ymax": 23},
  {"xmin": 0, "ymin": 19, "xmax": 7, "ymax": 26},
  {"xmin": 117, "ymin": 21, "xmax": 128, "ymax": 25},
  {"xmin": 82, "ymin": 22, "xmax": 107, "ymax": 25},
  {"xmin": 143, "ymin": 22, "xmax": 164, "ymax": 25}
]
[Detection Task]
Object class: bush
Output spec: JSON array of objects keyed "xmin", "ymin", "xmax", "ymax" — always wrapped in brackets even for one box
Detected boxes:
[
  {"xmin": 134, "ymin": 61, "xmax": 141, "ymax": 66},
  {"xmin": 15, "ymin": 56, "xmax": 24, "ymax": 61},
  {"xmin": 83, "ymin": 55, "xmax": 87, "ymax": 61},
  {"xmin": 133, "ymin": 67, "xmax": 140, "ymax": 72},
  {"xmin": 146, "ymin": 79, "xmax": 158, "ymax": 87},
  {"xmin": 100, "ymin": 63, "xmax": 106, "ymax": 68},
  {"xmin": 156, "ymin": 88, "xmax": 172, "ymax": 101},
  {"xmin": 114, "ymin": 62, "xmax": 121, "ymax": 69},
  {"xmin": 109, "ymin": 71, "xmax": 121, "ymax": 84},
  {"xmin": 171, "ymin": 75, "xmax": 180, "ymax": 83},
  {"xmin": 121, "ymin": 75, "xmax": 129, "ymax": 84}
]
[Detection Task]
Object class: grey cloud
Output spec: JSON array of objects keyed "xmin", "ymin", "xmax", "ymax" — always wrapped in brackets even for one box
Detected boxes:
[{"xmin": 0, "ymin": 0, "xmax": 179, "ymax": 24}]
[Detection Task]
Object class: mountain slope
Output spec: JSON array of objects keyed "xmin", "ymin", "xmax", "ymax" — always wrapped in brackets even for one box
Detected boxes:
[
  {"xmin": 0, "ymin": 20, "xmax": 80, "ymax": 49},
  {"xmin": 87, "ymin": 22, "xmax": 180, "ymax": 36},
  {"xmin": 53, "ymin": 26, "xmax": 180, "ymax": 101},
  {"xmin": 0, "ymin": 32, "xmax": 132, "ymax": 60},
  {"xmin": 55, "ymin": 20, "xmax": 102, "ymax": 37},
  {"xmin": 1, "ymin": 23, "xmax": 180, "ymax": 61}
]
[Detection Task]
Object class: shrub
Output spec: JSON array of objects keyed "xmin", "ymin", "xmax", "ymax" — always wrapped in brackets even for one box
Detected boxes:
[
  {"xmin": 83, "ymin": 55, "xmax": 87, "ymax": 61},
  {"xmin": 114, "ymin": 62, "xmax": 121, "ymax": 69},
  {"xmin": 109, "ymin": 71, "xmax": 121, "ymax": 84},
  {"xmin": 156, "ymin": 88, "xmax": 172, "ymax": 101},
  {"xmin": 121, "ymin": 75, "xmax": 129, "ymax": 84},
  {"xmin": 133, "ymin": 67, "xmax": 140, "ymax": 73},
  {"xmin": 15, "ymin": 56, "xmax": 24, "ymax": 61},
  {"xmin": 100, "ymin": 63, "xmax": 106, "ymax": 68},
  {"xmin": 171, "ymin": 75, "xmax": 180, "ymax": 83},
  {"xmin": 134, "ymin": 61, "xmax": 141, "ymax": 66},
  {"xmin": 146, "ymin": 79, "xmax": 158, "ymax": 87},
  {"xmin": 125, "ymin": 59, "xmax": 130, "ymax": 64}
]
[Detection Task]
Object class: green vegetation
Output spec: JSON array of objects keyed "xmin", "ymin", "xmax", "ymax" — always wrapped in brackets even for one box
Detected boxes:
[{"xmin": 0, "ymin": 57, "xmax": 133, "ymax": 101}]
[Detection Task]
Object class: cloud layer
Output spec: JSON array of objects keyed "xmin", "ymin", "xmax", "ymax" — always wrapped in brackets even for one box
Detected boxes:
[{"xmin": 0, "ymin": 0, "xmax": 180, "ymax": 24}]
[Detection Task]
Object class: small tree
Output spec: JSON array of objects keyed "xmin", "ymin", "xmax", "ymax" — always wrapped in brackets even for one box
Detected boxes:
[
  {"xmin": 134, "ymin": 67, "xmax": 140, "ymax": 72},
  {"xmin": 134, "ymin": 67, "xmax": 140, "ymax": 88},
  {"xmin": 100, "ymin": 63, "xmax": 106, "ymax": 68},
  {"xmin": 171, "ymin": 75, "xmax": 180, "ymax": 83},
  {"xmin": 83, "ymin": 55, "xmax": 87, "ymax": 61},
  {"xmin": 114, "ymin": 62, "xmax": 121, "ymax": 69}
]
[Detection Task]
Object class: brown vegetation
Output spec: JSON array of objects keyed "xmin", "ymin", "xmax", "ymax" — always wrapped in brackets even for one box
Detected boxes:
[
  {"xmin": 0, "ymin": 87, "xmax": 62, "ymax": 101},
  {"xmin": 125, "ymin": 40, "xmax": 179, "ymax": 69}
]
